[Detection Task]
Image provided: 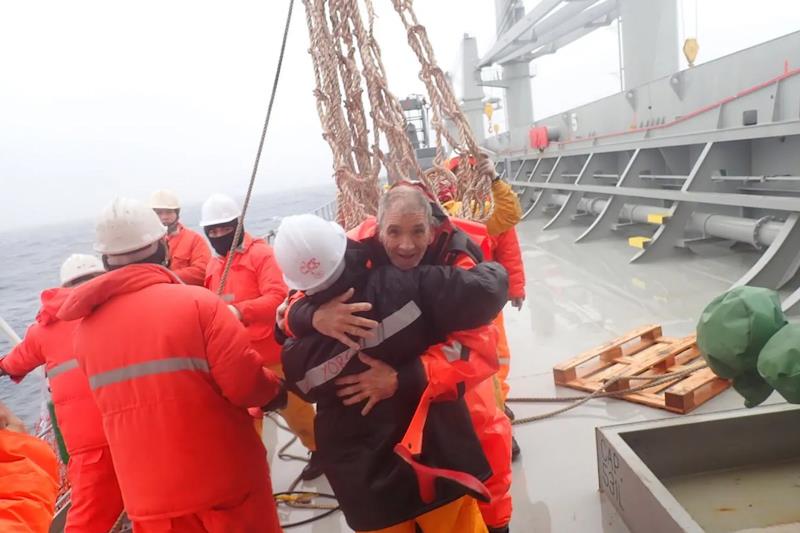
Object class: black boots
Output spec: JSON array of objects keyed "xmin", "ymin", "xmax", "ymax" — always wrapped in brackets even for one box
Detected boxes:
[
  {"xmin": 300, "ymin": 452, "xmax": 324, "ymax": 481},
  {"xmin": 505, "ymin": 405, "xmax": 521, "ymax": 462},
  {"xmin": 511, "ymin": 435, "xmax": 521, "ymax": 462}
]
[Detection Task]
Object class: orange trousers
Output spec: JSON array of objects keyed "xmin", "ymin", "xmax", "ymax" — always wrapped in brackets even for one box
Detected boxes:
[
  {"xmin": 467, "ymin": 376, "xmax": 513, "ymax": 529},
  {"xmin": 66, "ymin": 446, "xmax": 124, "ymax": 533},
  {"xmin": 267, "ymin": 364, "xmax": 316, "ymax": 451},
  {"xmin": 495, "ymin": 313, "xmax": 511, "ymax": 402},
  {"xmin": 357, "ymin": 496, "xmax": 487, "ymax": 533},
  {"xmin": 131, "ymin": 486, "xmax": 281, "ymax": 533}
]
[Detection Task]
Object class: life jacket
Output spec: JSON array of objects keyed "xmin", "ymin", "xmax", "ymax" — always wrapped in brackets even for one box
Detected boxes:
[
  {"xmin": 0, "ymin": 288, "xmax": 107, "ymax": 455},
  {"xmin": 58, "ymin": 264, "xmax": 283, "ymax": 521},
  {"xmin": 445, "ymin": 216, "xmax": 493, "ymax": 262},
  {"xmin": 205, "ymin": 233, "xmax": 288, "ymax": 366},
  {"xmin": 165, "ymin": 223, "xmax": 210, "ymax": 286},
  {"xmin": 281, "ymin": 241, "xmax": 508, "ymax": 531}
]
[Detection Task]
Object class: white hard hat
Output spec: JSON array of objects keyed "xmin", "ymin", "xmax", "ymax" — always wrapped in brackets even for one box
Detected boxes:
[
  {"xmin": 200, "ymin": 194, "xmax": 241, "ymax": 227},
  {"xmin": 94, "ymin": 197, "xmax": 167, "ymax": 255},
  {"xmin": 60, "ymin": 254, "xmax": 105, "ymax": 286},
  {"xmin": 149, "ymin": 189, "xmax": 180, "ymax": 210},
  {"xmin": 274, "ymin": 214, "xmax": 347, "ymax": 293}
]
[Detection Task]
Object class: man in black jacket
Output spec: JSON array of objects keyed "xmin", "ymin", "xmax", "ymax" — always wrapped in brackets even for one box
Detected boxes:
[{"xmin": 274, "ymin": 213, "xmax": 508, "ymax": 533}]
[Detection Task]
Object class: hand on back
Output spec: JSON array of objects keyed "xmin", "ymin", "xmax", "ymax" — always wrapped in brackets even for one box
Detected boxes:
[{"xmin": 312, "ymin": 288, "xmax": 378, "ymax": 350}]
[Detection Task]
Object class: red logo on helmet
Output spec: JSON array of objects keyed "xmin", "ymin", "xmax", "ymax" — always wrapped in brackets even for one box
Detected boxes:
[{"xmin": 300, "ymin": 258, "xmax": 323, "ymax": 278}]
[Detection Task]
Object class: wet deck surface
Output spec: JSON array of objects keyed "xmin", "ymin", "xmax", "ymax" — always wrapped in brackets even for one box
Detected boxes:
[{"xmin": 266, "ymin": 216, "xmax": 790, "ymax": 532}]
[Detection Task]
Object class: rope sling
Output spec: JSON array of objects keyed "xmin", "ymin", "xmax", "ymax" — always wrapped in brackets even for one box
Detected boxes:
[{"xmin": 303, "ymin": 0, "xmax": 493, "ymax": 229}]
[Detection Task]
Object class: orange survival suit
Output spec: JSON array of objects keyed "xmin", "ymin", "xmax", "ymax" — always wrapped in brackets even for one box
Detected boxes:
[
  {"xmin": 442, "ymin": 165, "xmax": 526, "ymax": 403},
  {"xmin": 165, "ymin": 223, "xmax": 210, "ymax": 286},
  {"xmin": 0, "ymin": 287, "xmax": 124, "ymax": 533},
  {"xmin": 57, "ymin": 264, "xmax": 284, "ymax": 532},
  {"xmin": 490, "ymin": 225, "xmax": 525, "ymax": 401},
  {"xmin": 205, "ymin": 232, "xmax": 316, "ymax": 450}
]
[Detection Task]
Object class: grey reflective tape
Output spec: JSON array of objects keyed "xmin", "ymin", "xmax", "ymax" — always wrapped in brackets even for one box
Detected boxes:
[
  {"xmin": 89, "ymin": 357, "xmax": 209, "ymax": 390},
  {"xmin": 498, "ymin": 357, "xmax": 511, "ymax": 365},
  {"xmin": 361, "ymin": 301, "xmax": 422, "ymax": 350},
  {"xmin": 46, "ymin": 359, "xmax": 79, "ymax": 379},
  {"xmin": 296, "ymin": 301, "xmax": 422, "ymax": 394},
  {"xmin": 296, "ymin": 347, "xmax": 357, "ymax": 395},
  {"xmin": 442, "ymin": 340, "xmax": 464, "ymax": 362}
]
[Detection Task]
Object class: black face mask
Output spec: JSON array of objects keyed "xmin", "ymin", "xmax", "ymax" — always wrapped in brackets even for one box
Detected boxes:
[
  {"xmin": 206, "ymin": 225, "xmax": 244, "ymax": 256},
  {"xmin": 146, "ymin": 241, "xmax": 170, "ymax": 267}
]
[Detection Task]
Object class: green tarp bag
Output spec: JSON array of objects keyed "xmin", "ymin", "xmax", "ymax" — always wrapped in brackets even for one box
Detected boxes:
[
  {"xmin": 758, "ymin": 323, "xmax": 800, "ymax": 404},
  {"xmin": 730, "ymin": 372, "xmax": 775, "ymax": 409},
  {"xmin": 47, "ymin": 400, "xmax": 70, "ymax": 464},
  {"xmin": 696, "ymin": 286, "xmax": 786, "ymax": 407}
]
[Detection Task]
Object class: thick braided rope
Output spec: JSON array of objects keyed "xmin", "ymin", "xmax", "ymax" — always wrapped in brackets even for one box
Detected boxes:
[
  {"xmin": 301, "ymin": 0, "xmax": 496, "ymax": 224},
  {"xmin": 304, "ymin": 0, "xmax": 493, "ymax": 226},
  {"xmin": 304, "ymin": 0, "xmax": 383, "ymax": 228},
  {"xmin": 389, "ymin": 0, "xmax": 493, "ymax": 222},
  {"xmin": 357, "ymin": 0, "xmax": 422, "ymax": 182}
]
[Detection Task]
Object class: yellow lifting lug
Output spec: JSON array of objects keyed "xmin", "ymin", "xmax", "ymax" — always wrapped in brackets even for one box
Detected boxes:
[
  {"xmin": 628, "ymin": 236, "xmax": 651, "ymax": 249},
  {"xmin": 647, "ymin": 213, "xmax": 671, "ymax": 225}
]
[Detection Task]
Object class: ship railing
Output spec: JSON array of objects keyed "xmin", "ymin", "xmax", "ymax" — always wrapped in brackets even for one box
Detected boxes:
[
  {"xmin": 263, "ymin": 198, "xmax": 338, "ymax": 244},
  {"xmin": 312, "ymin": 198, "xmax": 338, "ymax": 222}
]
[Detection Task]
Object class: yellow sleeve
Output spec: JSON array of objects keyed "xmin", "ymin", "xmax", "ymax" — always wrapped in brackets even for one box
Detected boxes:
[
  {"xmin": 442, "ymin": 200, "xmax": 461, "ymax": 217},
  {"xmin": 486, "ymin": 180, "xmax": 522, "ymax": 236}
]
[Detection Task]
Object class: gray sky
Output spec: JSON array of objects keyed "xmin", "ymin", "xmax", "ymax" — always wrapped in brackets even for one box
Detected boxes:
[{"xmin": 1, "ymin": 0, "xmax": 799, "ymax": 230}]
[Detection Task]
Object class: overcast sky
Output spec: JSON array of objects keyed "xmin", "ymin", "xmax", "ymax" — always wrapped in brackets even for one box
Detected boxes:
[{"xmin": 1, "ymin": 0, "xmax": 799, "ymax": 230}]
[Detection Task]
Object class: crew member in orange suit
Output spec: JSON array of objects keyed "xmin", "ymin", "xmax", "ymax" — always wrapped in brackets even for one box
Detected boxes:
[
  {"xmin": 201, "ymin": 193, "xmax": 319, "ymax": 480},
  {"xmin": 149, "ymin": 189, "xmax": 210, "ymax": 286},
  {"xmin": 0, "ymin": 400, "xmax": 59, "ymax": 533},
  {"xmin": 490, "ymin": 227, "xmax": 526, "ymax": 398},
  {"xmin": 57, "ymin": 198, "xmax": 285, "ymax": 533},
  {"xmin": 443, "ymin": 155, "xmax": 526, "ymax": 463},
  {"xmin": 0, "ymin": 254, "xmax": 124, "ymax": 533}
]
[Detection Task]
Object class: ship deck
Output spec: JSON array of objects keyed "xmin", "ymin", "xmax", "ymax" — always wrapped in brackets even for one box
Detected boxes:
[{"xmin": 265, "ymin": 215, "xmax": 790, "ymax": 532}]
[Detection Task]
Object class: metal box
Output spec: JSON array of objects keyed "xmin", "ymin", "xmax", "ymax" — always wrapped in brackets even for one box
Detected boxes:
[{"xmin": 597, "ymin": 404, "xmax": 800, "ymax": 532}]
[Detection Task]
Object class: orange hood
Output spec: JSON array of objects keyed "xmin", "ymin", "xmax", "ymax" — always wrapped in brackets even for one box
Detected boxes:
[
  {"xmin": 58, "ymin": 264, "xmax": 180, "ymax": 322},
  {"xmin": 36, "ymin": 287, "xmax": 71, "ymax": 326}
]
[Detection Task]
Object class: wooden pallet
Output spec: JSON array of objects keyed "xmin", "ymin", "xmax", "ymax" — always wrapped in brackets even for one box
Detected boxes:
[{"xmin": 552, "ymin": 325, "xmax": 731, "ymax": 414}]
